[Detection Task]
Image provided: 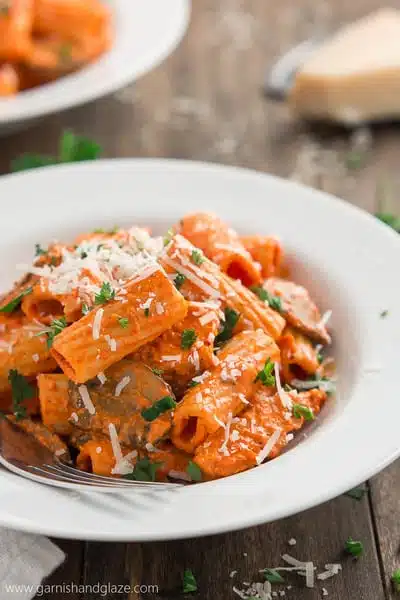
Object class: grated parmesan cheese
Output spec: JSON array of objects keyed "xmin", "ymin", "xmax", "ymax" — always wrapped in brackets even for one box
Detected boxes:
[
  {"xmin": 199, "ymin": 311, "xmax": 217, "ymax": 326},
  {"xmin": 70, "ymin": 412, "xmax": 78, "ymax": 423},
  {"xmin": 97, "ymin": 371, "xmax": 107, "ymax": 385},
  {"xmin": 162, "ymin": 254, "xmax": 220, "ymax": 299},
  {"xmin": 115, "ymin": 375, "xmax": 131, "ymax": 397},
  {"xmin": 78, "ymin": 385, "xmax": 96, "ymax": 415},
  {"xmin": 318, "ymin": 309, "xmax": 332, "ymax": 329},
  {"xmin": 104, "ymin": 335, "xmax": 117, "ymax": 352},
  {"xmin": 96, "ymin": 446, "xmax": 102, "ymax": 454},
  {"xmin": 256, "ymin": 428, "xmax": 282, "ymax": 465},
  {"xmin": 219, "ymin": 411, "xmax": 233, "ymax": 456},
  {"xmin": 161, "ymin": 354, "xmax": 182, "ymax": 362},
  {"xmin": 92, "ymin": 308, "xmax": 104, "ymax": 340},
  {"xmin": 32, "ymin": 353, "xmax": 39, "ymax": 363},
  {"xmin": 274, "ymin": 362, "xmax": 293, "ymax": 410}
]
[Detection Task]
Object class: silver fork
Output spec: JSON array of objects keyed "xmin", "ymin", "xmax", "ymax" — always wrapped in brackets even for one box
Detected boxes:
[{"xmin": 0, "ymin": 418, "xmax": 182, "ymax": 492}]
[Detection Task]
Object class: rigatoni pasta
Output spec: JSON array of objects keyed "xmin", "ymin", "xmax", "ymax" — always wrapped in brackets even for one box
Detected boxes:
[{"xmin": 0, "ymin": 215, "xmax": 334, "ymax": 483}]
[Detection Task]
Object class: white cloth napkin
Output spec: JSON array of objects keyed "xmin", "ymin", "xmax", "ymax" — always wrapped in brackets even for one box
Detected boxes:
[{"xmin": 0, "ymin": 529, "xmax": 65, "ymax": 600}]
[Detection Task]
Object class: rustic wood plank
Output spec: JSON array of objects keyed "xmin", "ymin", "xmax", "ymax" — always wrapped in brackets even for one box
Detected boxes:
[
  {"xmin": 80, "ymin": 542, "xmax": 130, "ymax": 600},
  {"xmin": 125, "ymin": 493, "xmax": 384, "ymax": 600},
  {"xmin": 370, "ymin": 464, "xmax": 400, "ymax": 600},
  {"xmin": 39, "ymin": 540, "xmax": 84, "ymax": 600}
]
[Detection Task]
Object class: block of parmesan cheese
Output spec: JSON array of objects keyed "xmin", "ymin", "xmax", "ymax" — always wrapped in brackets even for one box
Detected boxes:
[{"xmin": 289, "ymin": 9, "xmax": 400, "ymax": 125}]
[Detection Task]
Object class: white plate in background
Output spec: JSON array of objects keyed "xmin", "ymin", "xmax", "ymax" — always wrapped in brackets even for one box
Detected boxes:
[
  {"xmin": 0, "ymin": 0, "xmax": 190, "ymax": 134},
  {"xmin": 0, "ymin": 159, "xmax": 398, "ymax": 541}
]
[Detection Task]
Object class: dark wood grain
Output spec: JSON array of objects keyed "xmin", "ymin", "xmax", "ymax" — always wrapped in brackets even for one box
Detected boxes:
[
  {"xmin": 0, "ymin": 0, "xmax": 393, "ymax": 599},
  {"xmin": 40, "ymin": 540, "xmax": 83, "ymax": 600}
]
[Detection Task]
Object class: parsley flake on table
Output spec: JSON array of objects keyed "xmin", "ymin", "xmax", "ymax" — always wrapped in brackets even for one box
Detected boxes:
[
  {"xmin": 144, "ymin": 307, "xmax": 150, "ymax": 317},
  {"xmin": 344, "ymin": 485, "xmax": 367, "ymax": 500},
  {"xmin": 174, "ymin": 273, "xmax": 186, "ymax": 290},
  {"xmin": 182, "ymin": 569, "xmax": 197, "ymax": 593},
  {"xmin": 215, "ymin": 307, "xmax": 240, "ymax": 345},
  {"xmin": 255, "ymin": 358, "xmax": 275, "ymax": 386},
  {"xmin": 181, "ymin": 329, "xmax": 197, "ymax": 349},
  {"xmin": 0, "ymin": 287, "xmax": 33, "ymax": 314},
  {"xmin": 345, "ymin": 537, "xmax": 364, "ymax": 558},
  {"xmin": 8, "ymin": 369, "xmax": 34, "ymax": 421},
  {"xmin": 292, "ymin": 403, "xmax": 314, "ymax": 421},
  {"xmin": 186, "ymin": 461, "xmax": 202, "ymax": 482},
  {"xmin": 251, "ymin": 286, "xmax": 282, "ymax": 311},
  {"xmin": 123, "ymin": 457, "xmax": 163, "ymax": 482},
  {"xmin": 375, "ymin": 212, "xmax": 400, "ymax": 233},
  {"xmin": 118, "ymin": 317, "xmax": 129, "ymax": 328},
  {"xmin": 380, "ymin": 310, "xmax": 389, "ymax": 318},
  {"xmin": 262, "ymin": 569, "xmax": 285, "ymax": 584},
  {"xmin": 191, "ymin": 249, "xmax": 204, "ymax": 265},
  {"xmin": 94, "ymin": 282, "xmax": 115, "ymax": 305},
  {"xmin": 141, "ymin": 396, "xmax": 177, "ymax": 422},
  {"xmin": 392, "ymin": 569, "xmax": 400, "ymax": 592},
  {"xmin": 11, "ymin": 131, "xmax": 102, "ymax": 173}
]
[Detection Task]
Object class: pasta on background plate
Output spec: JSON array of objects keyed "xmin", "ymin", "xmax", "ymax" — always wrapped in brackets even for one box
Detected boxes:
[
  {"xmin": 0, "ymin": 0, "xmax": 112, "ymax": 96},
  {"xmin": 0, "ymin": 213, "xmax": 335, "ymax": 482}
]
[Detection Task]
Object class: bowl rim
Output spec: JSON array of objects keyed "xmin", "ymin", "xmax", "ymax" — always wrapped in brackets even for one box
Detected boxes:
[{"xmin": 0, "ymin": 157, "xmax": 398, "ymax": 541}]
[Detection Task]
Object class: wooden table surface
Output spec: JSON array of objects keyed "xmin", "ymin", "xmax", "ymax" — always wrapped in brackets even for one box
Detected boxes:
[{"xmin": 0, "ymin": 0, "xmax": 399, "ymax": 598}]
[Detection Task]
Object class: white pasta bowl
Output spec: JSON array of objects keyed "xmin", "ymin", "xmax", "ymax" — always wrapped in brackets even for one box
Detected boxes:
[
  {"xmin": 0, "ymin": 159, "xmax": 399, "ymax": 541},
  {"xmin": 0, "ymin": 0, "xmax": 190, "ymax": 135}
]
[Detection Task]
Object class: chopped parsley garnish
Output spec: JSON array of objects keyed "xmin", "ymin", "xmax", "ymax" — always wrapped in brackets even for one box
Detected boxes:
[
  {"xmin": 43, "ymin": 317, "xmax": 68, "ymax": 349},
  {"xmin": 11, "ymin": 131, "xmax": 102, "ymax": 172},
  {"xmin": 345, "ymin": 537, "xmax": 364, "ymax": 558},
  {"xmin": 94, "ymin": 282, "xmax": 115, "ymax": 305},
  {"xmin": 151, "ymin": 367, "xmax": 164, "ymax": 377},
  {"xmin": 191, "ymin": 249, "xmax": 204, "ymax": 265},
  {"xmin": 118, "ymin": 317, "xmax": 129, "ymax": 328},
  {"xmin": 8, "ymin": 370, "xmax": 34, "ymax": 421},
  {"xmin": 123, "ymin": 457, "xmax": 163, "ymax": 482},
  {"xmin": 187, "ymin": 380, "xmax": 199, "ymax": 388},
  {"xmin": 174, "ymin": 273, "xmax": 186, "ymax": 290},
  {"xmin": 317, "ymin": 351, "xmax": 323, "ymax": 364},
  {"xmin": 181, "ymin": 329, "xmax": 197, "ymax": 350},
  {"xmin": 215, "ymin": 307, "xmax": 240, "ymax": 345},
  {"xmin": 182, "ymin": 569, "xmax": 197, "ymax": 593},
  {"xmin": 345, "ymin": 151, "xmax": 366, "ymax": 171},
  {"xmin": 141, "ymin": 396, "xmax": 177, "ymax": 422},
  {"xmin": 93, "ymin": 226, "xmax": 119, "ymax": 235},
  {"xmin": 262, "ymin": 569, "xmax": 285, "ymax": 584},
  {"xmin": 35, "ymin": 244, "xmax": 47, "ymax": 257},
  {"xmin": 375, "ymin": 212, "xmax": 400, "ymax": 233},
  {"xmin": 251, "ymin": 286, "xmax": 282, "ymax": 311},
  {"xmin": 144, "ymin": 307, "xmax": 150, "ymax": 317},
  {"xmin": 255, "ymin": 358, "xmax": 275, "ymax": 386},
  {"xmin": 345, "ymin": 485, "xmax": 367, "ymax": 500},
  {"xmin": 292, "ymin": 403, "xmax": 314, "ymax": 421},
  {"xmin": 186, "ymin": 461, "xmax": 202, "ymax": 482},
  {"xmin": 0, "ymin": 287, "xmax": 33, "ymax": 314},
  {"xmin": 392, "ymin": 569, "xmax": 400, "ymax": 591},
  {"xmin": 80, "ymin": 251, "xmax": 88, "ymax": 259},
  {"xmin": 82, "ymin": 303, "xmax": 91, "ymax": 316},
  {"xmin": 163, "ymin": 228, "xmax": 174, "ymax": 246},
  {"xmin": 58, "ymin": 42, "xmax": 73, "ymax": 64},
  {"xmin": 380, "ymin": 310, "xmax": 388, "ymax": 318}
]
